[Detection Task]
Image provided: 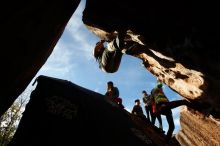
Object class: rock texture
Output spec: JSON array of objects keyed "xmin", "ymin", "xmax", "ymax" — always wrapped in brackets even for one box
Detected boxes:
[
  {"xmin": 176, "ymin": 107, "xmax": 220, "ymax": 146},
  {"xmin": 0, "ymin": 0, "xmax": 80, "ymax": 117}
]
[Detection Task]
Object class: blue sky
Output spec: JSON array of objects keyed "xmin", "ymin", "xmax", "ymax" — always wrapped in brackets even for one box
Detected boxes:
[{"xmin": 27, "ymin": 0, "xmax": 183, "ymax": 134}]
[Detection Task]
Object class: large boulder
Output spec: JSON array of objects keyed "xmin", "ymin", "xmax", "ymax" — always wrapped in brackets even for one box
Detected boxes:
[
  {"xmin": 176, "ymin": 107, "xmax": 220, "ymax": 146},
  {"xmin": 9, "ymin": 75, "xmax": 177, "ymax": 146}
]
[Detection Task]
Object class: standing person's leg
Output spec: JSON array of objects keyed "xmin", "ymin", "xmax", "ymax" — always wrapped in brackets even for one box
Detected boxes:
[
  {"xmin": 151, "ymin": 113, "xmax": 156, "ymax": 125},
  {"xmin": 162, "ymin": 100, "xmax": 188, "ymax": 111},
  {"xmin": 151, "ymin": 101, "xmax": 157, "ymax": 125},
  {"xmin": 164, "ymin": 110, "xmax": 175, "ymax": 143},
  {"xmin": 156, "ymin": 114, "xmax": 163, "ymax": 130},
  {"xmin": 145, "ymin": 106, "xmax": 150, "ymax": 120},
  {"xmin": 149, "ymin": 106, "xmax": 153, "ymax": 122}
]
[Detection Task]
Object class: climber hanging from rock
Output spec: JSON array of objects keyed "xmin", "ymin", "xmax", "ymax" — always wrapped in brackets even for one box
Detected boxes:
[{"xmin": 93, "ymin": 30, "xmax": 146, "ymax": 73}]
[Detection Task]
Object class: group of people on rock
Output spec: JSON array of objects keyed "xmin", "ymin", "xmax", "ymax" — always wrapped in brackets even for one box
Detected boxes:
[
  {"xmin": 93, "ymin": 30, "xmax": 189, "ymax": 143},
  {"xmin": 104, "ymin": 80, "xmax": 188, "ymax": 143},
  {"xmin": 131, "ymin": 81, "xmax": 181, "ymax": 143}
]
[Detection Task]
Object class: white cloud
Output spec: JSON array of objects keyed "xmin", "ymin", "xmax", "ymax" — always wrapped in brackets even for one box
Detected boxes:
[
  {"xmin": 65, "ymin": 0, "xmax": 97, "ymax": 61},
  {"xmin": 35, "ymin": 0, "xmax": 97, "ymax": 79},
  {"xmin": 38, "ymin": 41, "xmax": 77, "ymax": 77},
  {"xmin": 66, "ymin": 0, "xmax": 85, "ymax": 32}
]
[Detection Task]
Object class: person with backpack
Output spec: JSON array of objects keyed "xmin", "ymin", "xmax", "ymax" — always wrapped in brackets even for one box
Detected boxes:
[
  {"xmin": 151, "ymin": 80, "xmax": 189, "ymax": 143},
  {"xmin": 143, "ymin": 90, "xmax": 163, "ymax": 131}
]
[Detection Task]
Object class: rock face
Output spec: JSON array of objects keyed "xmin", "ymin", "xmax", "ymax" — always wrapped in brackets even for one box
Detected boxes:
[
  {"xmin": 82, "ymin": 0, "xmax": 220, "ymax": 145},
  {"xmin": 0, "ymin": 0, "xmax": 80, "ymax": 117},
  {"xmin": 9, "ymin": 75, "xmax": 178, "ymax": 146},
  {"xmin": 176, "ymin": 107, "xmax": 220, "ymax": 146}
]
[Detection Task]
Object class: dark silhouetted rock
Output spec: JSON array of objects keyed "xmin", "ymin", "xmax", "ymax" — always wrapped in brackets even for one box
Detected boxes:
[
  {"xmin": 10, "ymin": 75, "xmax": 175, "ymax": 146},
  {"xmin": 0, "ymin": 0, "xmax": 80, "ymax": 117}
]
